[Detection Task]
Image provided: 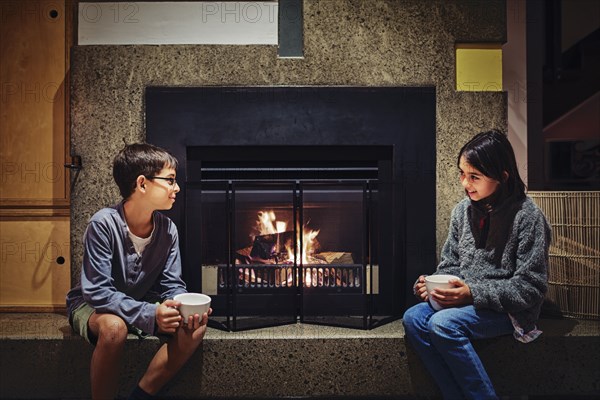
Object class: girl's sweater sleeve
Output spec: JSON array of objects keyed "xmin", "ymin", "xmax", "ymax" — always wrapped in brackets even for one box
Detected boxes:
[{"xmin": 436, "ymin": 202, "xmax": 465, "ymax": 278}]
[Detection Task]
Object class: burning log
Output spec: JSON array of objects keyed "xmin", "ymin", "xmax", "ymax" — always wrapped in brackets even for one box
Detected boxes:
[
  {"xmin": 234, "ymin": 246, "xmax": 252, "ymax": 264},
  {"xmin": 314, "ymin": 252, "xmax": 354, "ymax": 264},
  {"xmin": 235, "ymin": 246, "xmax": 278, "ymax": 265},
  {"xmin": 249, "ymin": 231, "xmax": 294, "ymax": 262}
]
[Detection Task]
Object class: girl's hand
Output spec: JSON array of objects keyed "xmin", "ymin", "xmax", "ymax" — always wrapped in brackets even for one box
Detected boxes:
[
  {"xmin": 156, "ymin": 299, "xmax": 182, "ymax": 334},
  {"xmin": 429, "ymin": 279, "xmax": 473, "ymax": 308},
  {"xmin": 414, "ymin": 275, "xmax": 428, "ymax": 302}
]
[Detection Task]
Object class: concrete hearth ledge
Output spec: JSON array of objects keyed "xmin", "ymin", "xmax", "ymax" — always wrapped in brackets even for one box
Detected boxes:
[{"xmin": 1, "ymin": 313, "xmax": 599, "ymax": 400}]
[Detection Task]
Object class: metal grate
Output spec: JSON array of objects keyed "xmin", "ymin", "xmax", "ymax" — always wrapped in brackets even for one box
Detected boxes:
[{"xmin": 218, "ymin": 265, "xmax": 363, "ymax": 292}]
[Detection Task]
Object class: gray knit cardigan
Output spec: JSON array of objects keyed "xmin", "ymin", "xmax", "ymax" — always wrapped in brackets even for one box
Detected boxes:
[{"xmin": 435, "ymin": 196, "xmax": 551, "ymax": 334}]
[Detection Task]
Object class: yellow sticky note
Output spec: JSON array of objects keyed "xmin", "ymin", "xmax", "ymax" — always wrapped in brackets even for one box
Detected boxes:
[{"xmin": 456, "ymin": 44, "xmax": 503, "ymax": 91}]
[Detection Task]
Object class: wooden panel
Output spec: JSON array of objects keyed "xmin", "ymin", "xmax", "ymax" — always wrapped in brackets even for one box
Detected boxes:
[
  {"xmin": 0, "ymin": 0, "xmax": 69, "ymax": 207},
  {"xmin": 0, "ymin": 217, "xmax": 71, "ymax": 309}
]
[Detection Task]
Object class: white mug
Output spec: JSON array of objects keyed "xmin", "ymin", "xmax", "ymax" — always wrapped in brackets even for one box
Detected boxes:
[
  {"xmin": 174, "ymin": 293, "xmax": 211, "ymax": 320},
  {"xmin": 425, "ymin": 274, "xmax": 460, "ymax": 311}
]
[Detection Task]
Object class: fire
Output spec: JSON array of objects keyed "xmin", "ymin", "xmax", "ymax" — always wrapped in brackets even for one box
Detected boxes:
[
  {"xmin": 255, "ymin": 210, "xmax": 320, "ymax": 265},
  {"xmin": 231, "ymin": 210, "xmax": 359, "ymax": 289},
  {"xmin": 285, "ymin": 228, "xmax": 320, "ymax": 265},
  {"xmin": 256, "ymin": 210, "xmax": 286, "ymax": 235},
  {"xmin": 246, "ymin": 210, "xmax": 341, "ymax": 287}
]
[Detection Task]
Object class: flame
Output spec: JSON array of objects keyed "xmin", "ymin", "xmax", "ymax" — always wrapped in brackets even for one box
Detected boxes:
[
  {"xmin": 254, "ymin": 210, "xmax": 322, "ymax": 287},
  {"xmin": 257, "ymin": 210, "xmax": 285, "ymax": 235},
  {"xmin": 255, "ymin": 210, "xmax": 320, "ymax": 265},
  {"xmin": 275, "ymin": 221, "xmax": 287, "ymax": 233},
  {"xmin": 285, "ymin": 227, "xmax": 320, "ymax": 265}
]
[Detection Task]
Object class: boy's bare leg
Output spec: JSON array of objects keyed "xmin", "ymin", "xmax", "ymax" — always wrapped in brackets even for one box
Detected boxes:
[
  {"xmin": 88, "ymin": 312, "xmax": 129, "ymax": 400},
  {"xmin": 138, "ymin": 316, "xmax": 207, "ymax": 395}
]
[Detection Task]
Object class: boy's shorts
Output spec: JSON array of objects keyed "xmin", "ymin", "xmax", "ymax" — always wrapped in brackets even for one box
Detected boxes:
[{"xmin": 69, "ymin": 303, "xmax": 154, "ymax": 345}]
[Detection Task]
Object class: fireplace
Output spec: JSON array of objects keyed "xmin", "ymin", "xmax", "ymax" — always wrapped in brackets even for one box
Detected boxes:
[
  {"xmin": 146, "ymin": 86, "xmax": 436, "ymax": 331},
  {"xmin": 185, "ymin": 145, "xmax": 391, "ymax": 330}
]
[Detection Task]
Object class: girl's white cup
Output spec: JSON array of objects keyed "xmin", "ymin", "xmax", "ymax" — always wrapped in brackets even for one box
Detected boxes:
[
  {"xmin": 174, "ymin": 293, "xmax": 211, "ymax": 320},
  {"xmin": 425, "ymin": 274, "xmax": 460, "ymax": 311}
]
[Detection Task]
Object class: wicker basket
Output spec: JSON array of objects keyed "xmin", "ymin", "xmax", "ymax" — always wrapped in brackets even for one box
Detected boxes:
[{"xmin": 529, "ymin": 191, "xmax": 600, "ymax": 319}]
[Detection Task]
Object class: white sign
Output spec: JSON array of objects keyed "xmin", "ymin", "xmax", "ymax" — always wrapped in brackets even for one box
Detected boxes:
[{"xmin": 78, "ymin": 2, "xmax": 278, "ymax": 45}]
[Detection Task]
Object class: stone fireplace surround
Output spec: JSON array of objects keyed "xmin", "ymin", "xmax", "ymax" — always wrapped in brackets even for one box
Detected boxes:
[
  {"xmin": 71, "ymin": 0, "xmax": 508, "ymax": 286},
  {"xmin": 68, "ymin": 1, "xmax": 509, "ymax": 398}
]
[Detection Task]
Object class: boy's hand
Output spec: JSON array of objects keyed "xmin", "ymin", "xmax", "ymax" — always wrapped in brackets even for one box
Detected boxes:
[
  {"xmin": 181, "ymin": 308, "xmax": 212, "ymax": 330},
  {"xmin": 181, "ymin": 308, "xmax": 213, "ymax": 341},
  {"xmin": 156, "ymin": 299, "xmax": 182, "ymax": 334}
]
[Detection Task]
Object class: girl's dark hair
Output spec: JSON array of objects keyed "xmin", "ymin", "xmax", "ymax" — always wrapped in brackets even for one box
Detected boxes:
[
  {"xmin": 457, "ymin": 129, "xmax": 526, "ymax": 200},
  {"xmin": 113, "ymin": 143, "xmax": 179, "ymax": 199}
]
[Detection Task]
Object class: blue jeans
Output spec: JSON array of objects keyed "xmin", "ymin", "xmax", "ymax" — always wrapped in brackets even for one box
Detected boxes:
[{"xmin": 403, "ymin": 302, "xmax": 514, "ymax": 400}]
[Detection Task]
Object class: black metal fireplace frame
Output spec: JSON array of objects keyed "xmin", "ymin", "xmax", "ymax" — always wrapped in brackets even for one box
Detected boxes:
[{"xmin": 145, "ymin": 86, "xmax": 437, "ymax": 331}]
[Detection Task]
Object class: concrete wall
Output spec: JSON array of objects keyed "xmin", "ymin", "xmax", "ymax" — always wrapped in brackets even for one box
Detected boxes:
[{"xmin": 70, "ymin": 0, "xmax": 507, "ymax": 283}]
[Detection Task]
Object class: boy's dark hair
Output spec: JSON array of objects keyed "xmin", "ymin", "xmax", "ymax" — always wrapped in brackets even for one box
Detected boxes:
[
  {"xmin": 113, "ymin": 143, "xmax": 179, "ymax": 199},
  {"xmin": 457, "ymin": 129, "xmax": 526, "ymax": 200}
]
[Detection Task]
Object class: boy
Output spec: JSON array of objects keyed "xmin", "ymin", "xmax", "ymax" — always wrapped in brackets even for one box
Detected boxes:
[{"xmin": 66, "ymin": 143, "xmax": 210, "ymax": 400}]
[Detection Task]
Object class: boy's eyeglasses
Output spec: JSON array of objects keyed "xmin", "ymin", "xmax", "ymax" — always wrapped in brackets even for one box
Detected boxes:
[{"xmin": 145, "ymin": 176, "xmax": 177, "ymax": 186}]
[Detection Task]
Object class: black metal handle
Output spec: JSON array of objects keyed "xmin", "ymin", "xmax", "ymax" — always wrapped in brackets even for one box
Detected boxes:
[{"xmin": 64, "ymin": 155, "xmax": 82, "ymax": 170}]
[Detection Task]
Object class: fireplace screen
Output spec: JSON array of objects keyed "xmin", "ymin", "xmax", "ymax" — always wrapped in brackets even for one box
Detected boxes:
[{"xmin": 185, "ymin": 145, "xmax": 395, "ymax": 331}]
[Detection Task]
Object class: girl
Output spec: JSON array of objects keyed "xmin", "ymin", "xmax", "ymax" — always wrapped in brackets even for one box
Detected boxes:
[{"xmin": 403, "ymin": 129, "xmax": 551, "ymax": 399}]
